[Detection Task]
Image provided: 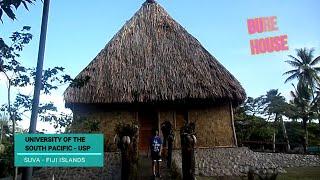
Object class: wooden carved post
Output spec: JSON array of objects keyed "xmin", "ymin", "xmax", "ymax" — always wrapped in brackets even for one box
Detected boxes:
[
  {"xmin": 120, "ymin": 136, "xmax": 130, "ymax": 180},
  {"xmin": 167, "ymin": 132, "xmax": 174, "ymax": 168},
  {"xmin": 161, "ymin": 121, "xmax": 174, "ymax": 168},
  {"xmin": 115, "ymin": 123, "xmax": 139, "ymax": 180},
  {"xmin": 180, "ymin": 122, "xmax": 196, "ymax": 180}
]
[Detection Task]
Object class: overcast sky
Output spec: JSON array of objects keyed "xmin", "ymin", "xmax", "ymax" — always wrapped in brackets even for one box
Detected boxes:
[{"xmin": 1, "ymin": 0, "xmax": 319, "ymax": 132}]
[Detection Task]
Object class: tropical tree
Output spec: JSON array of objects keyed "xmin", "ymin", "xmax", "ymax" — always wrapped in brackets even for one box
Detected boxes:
[
  {"xmin": 0, "ymin": 27, "xmax": 90, "ymax": 132},
  {"xmin": 283, "ymin": 48, "xmax": 320, "ymax": 151},
  {"xmin": 235, "ymin": 99, "xmax": 274, "ymax": 146},
  {"xmin": 263, "ymin": 89, "xmax": 291, "ymax": 152},
  {"xmin": 243, "ymin": 96, "xmax": 265, "ymax": 117},
  {"xmin": 0, "ymin": 0, "xmax": 36, "ymax": 22},
  {"xmin": 283, "ymin": 48, "xmax": 320, "ymax": 91},
  {"xmin": 0, "ymin": 26, "xmax": 63, "ymax": 134},
  {"xmin": 0, "ymin": 27, "xmax": 60, "ymax": 179},
  {"xmin": 0, "ymin": 27, "xmax": 89, "ymax": 178},
  {"xmin": 288, "ymin": 84, "xmax": 318, "ymax": 153}
]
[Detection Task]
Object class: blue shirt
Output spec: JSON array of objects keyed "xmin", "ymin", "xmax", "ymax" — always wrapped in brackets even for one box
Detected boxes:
[{"xmin": 150, "ymin": 136, "xmax": 162, "ymax": 153}]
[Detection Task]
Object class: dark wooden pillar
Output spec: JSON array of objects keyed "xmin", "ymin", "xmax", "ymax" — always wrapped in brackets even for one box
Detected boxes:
[
  {"xmin": 180, "ymin": 123, "xmax": 196, "ymax": 180},
  {"xmin": 116, "ymin": 124, "xmax": 139, "ymax": 180}
]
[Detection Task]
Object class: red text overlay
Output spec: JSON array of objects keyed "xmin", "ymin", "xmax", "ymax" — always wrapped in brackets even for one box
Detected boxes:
[{"xmin": 247, "ymin": 16, "xmax": 288, "ymax": 55}]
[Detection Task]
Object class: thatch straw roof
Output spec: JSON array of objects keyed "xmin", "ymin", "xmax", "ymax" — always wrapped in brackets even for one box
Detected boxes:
[{"xmin": 64, "ymin": 1, "xmax": 246, "ymax": 106}]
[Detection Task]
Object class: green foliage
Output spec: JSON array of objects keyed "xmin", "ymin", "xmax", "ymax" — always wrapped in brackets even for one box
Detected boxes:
[
  {"xmin": 307, "ymin": 123, "xmax": 320, "ymax": 145},
  {"xmin": 236, "ymin": 113, "xmax": 320, "ymax": 147},
  {"xmin": 288, "ymin": 84, "xmax": 315, "ymax": 120},
  {"xmin": 264, "ymin": 89, "xmax": 289, "ymax": 118},
  {"xmin": 42, "ymin": 112, "xmax": 73, "ymax": 133},
  {"xmin": 0, "ymin": 27, "xmax": 62, "ymax": 121},
  {"xmin": 0, "ymin": 26, "xmax": 91, "ymax": 132},
  {"xmin": 0, "ymin": 114, "xmax": 9, "ymax": 137},
  {"xmin": 0, "ymin": 0, "xmax": 36, "ymax": 22},
  {"xmin": 61, "ymin": 117, "xmax": 98, "ymax": 134},
  {"xmin": 276, "ymin": 121, "xmax": 301, "ymax": 145},
  {"xmin": 277, "ymin": 121, "xmax": 320, "ymax": 147},
  {"xmin": 83, "ymin": 119, "xmax": 100, "ymax": 132},
  {"xmin": 235, "ymin": 106, "xmax": 274, "ymax": 142},
  {"xmin": 0, "ymin": 142, "xmax": 13, "ymax": 177},
  {"xmin": 236, "ymin": 47, "xmax": 320, "ymax": 151},
  {"xmin": 0, "ymin": 26, "xmax": 32, "ymax": 72},
  {"xmin": 250, "ymin": 122, "xmax": 274, "ymax": 141},
  {"xmin": 243, "ymin": 96, "xmax": 265, "ymax": 116},
  {"xmin": 235, "ymin": 86, "xmax": 320, "ymax": 149},
  {"xmin": 283, "ymin": 48, "xmax": 320, "ymax": 90},
  {"xmin": 63, "ymin": 74, "xmax": 91, "ymax": 88},
  {"xmin": 242, "ymin": 89, "xmax": 292, "ymax": 121}
]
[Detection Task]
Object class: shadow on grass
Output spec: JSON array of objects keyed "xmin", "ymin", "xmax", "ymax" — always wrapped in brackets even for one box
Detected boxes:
[
  {"xmin": 196, "ymin": 167, "xmax": 320, "ymax": 180},
  {"xmin": 277, "ymin": 167, "xmax": 320, "ymax": 180}
]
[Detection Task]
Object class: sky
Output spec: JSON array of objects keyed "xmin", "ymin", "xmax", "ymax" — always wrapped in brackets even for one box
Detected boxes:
[{"xmin": 0, "ymin": 0, "xmax": 320, "ymax": 132}]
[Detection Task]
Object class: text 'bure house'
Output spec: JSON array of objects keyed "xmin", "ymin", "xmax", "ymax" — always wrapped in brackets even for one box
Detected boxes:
[{"xmin": 63, "ymin": 0, "xmax": 246, "ymax": 152}]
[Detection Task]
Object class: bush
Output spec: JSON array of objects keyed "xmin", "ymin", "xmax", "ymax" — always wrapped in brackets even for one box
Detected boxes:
[{"xmin": 0, "ymin": 142, "xmax": 13, "ymax": 178}]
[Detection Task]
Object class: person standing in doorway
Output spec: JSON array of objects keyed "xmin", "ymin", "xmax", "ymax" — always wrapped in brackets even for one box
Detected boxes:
[{"xmin": 150, "ymin": 129, "xmax": 162, "ymax": 178}]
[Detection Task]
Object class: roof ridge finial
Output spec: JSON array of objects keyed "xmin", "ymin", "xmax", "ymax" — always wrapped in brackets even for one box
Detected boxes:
[{"xmin": 146, "ymin": 0, "xmax": 156, "ymax": 4}]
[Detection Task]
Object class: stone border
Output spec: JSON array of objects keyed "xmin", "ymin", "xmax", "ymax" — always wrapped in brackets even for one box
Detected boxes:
[{"xmin": 172, "ymin": 147, "xmax": 320, "ymax": 177}]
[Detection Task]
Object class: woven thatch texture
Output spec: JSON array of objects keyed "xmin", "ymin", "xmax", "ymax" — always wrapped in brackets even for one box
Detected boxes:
[
  {"xmin": 64, "ymin": 1, "xmax": 246, "ymax": 105},
  {"xmin": 189, "ymin": 105, "xmax": 235, "ymax": 147}
]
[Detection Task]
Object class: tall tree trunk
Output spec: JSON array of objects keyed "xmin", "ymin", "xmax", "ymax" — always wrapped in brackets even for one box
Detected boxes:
[
  {"xmin": 272, "ymin": 114, "xmax": 278, "ymax": 153},
  {"xmin": 318, "ymin": 118, "xmax": 320, "ymax": 138},
  {"xmin": 0, "ymin": 123, "xmax": 3, "ymax": 144},
  {"xmin": 280, "ymin": 116, "xmax": 290, "ymax": 152},
  {"xmin": 272, "ymin": 132, "xmax": 276, "ymax": 153},
  {"xmin": 302, "ymin": 117, "xmax": 308, "ymax": 153}
]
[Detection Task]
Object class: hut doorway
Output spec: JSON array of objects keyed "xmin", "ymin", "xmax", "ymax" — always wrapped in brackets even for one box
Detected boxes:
[{"xmin": 138, "ymin": 111, "xmax": 158, "ymax": 154}]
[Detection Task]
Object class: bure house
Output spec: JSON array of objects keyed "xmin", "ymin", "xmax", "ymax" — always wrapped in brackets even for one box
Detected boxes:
[{"xmin": 63, "ymin": 0, "xmax": 246, "ymax": 153}]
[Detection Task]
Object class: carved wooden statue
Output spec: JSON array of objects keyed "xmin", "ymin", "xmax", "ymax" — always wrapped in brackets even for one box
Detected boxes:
[
  {"xmin": 180, "ymin": 122, "xmax": 197, "ymax": 180},
  {"xmin": 115, "ymin": 123, "xmax": 139, "ymax": 180},
  {"xmin": 161, "ymin": 121, "xmax": 175, "ymax": 168}
]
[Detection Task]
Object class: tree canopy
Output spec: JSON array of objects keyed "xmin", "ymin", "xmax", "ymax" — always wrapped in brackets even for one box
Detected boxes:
[{"xmin": 0, "ymin": 0, "xmax": 36, "ymax": 22}]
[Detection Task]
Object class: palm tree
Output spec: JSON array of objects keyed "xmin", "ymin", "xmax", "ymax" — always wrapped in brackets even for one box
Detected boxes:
[
  {"xmin": 283, "ymin": 48, "xmax": 320, "ymax": 90},
  {"xmin": 284, "ymin": 48, "xmax": 320, "ymax": 151},
  {"xmin": 264, "ymin": 89, "xmax": 290, "ymax": 152},
  {"xmin": 289, "ymin": 84, "xmax": 317, "ymax": 153}
]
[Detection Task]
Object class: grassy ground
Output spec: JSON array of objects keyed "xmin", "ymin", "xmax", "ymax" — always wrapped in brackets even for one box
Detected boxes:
[
  {"xmin": 196, "ymin": 167, "xmax": 320, "ymax": 180},
  {"xmin": 277, "ymin": 167, "xmax": 320, "ymax": 180}
]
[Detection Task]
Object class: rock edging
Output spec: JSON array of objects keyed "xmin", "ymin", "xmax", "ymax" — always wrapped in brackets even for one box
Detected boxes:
[{"xmin": 172, "ymin": 147, "xmax": 320, "ymax": 177}]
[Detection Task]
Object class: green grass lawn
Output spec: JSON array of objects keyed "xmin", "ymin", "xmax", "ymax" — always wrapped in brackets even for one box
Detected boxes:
[
  {"xmin": 196, "ymin": 167, "xmax": 320, "ymax": 180},
  {"xmin": 277, "ymin": 167, "xmax": 320, "ymax": 180}
]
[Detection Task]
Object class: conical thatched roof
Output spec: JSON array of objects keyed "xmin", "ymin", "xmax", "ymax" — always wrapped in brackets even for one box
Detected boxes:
[{"xmin": 64, "ymin": 1, "xmax": 246, "ymax": 106}]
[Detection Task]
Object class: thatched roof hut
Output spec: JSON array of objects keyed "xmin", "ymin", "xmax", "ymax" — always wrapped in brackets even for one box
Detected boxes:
[
  {"xmin": 64, "ymin": 1, "xmax": 245, "ymax": 107},
  {"xmin": 64, "ymin": 1, "xmax": 246, "ymax": 151}
]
